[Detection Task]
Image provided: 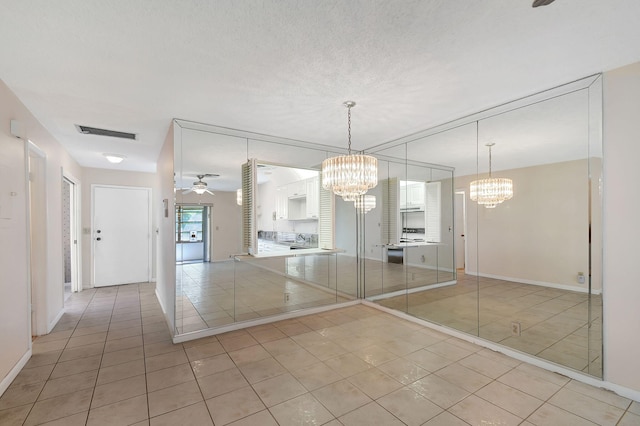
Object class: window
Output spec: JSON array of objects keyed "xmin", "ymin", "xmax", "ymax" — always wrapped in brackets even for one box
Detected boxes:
[{"xmin": 176, "ymin": 205, "xmax": 204, "ymax": 242}]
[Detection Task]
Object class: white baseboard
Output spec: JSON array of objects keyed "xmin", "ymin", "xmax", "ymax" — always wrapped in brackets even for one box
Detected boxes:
[
  {"xmin": 467, "ymin": 270, "xmax": 602, "ymax": 295},
  {"xmin": 155, "ymin": 287, "xmax": 174, "ymax": 334},
  {"xmin": 46, "ymin": 308, "xmax": 65, "ymax": 334},
  {"xmin": 367, "ymin": 280, "xmax": 457, "ymax": 302},
  {"xmin": 0, "ymin": 348, "xmax": 32, "ymax": 397}
]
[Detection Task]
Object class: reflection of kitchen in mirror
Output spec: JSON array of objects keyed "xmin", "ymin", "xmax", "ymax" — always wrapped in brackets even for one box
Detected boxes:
[
  {"xmin": 255, "ymin": 163, "xmax": 320, "ymax": 254},
  {"xmin": 399, "ymin": 180, "xmax": 440, "ymax": 243}
]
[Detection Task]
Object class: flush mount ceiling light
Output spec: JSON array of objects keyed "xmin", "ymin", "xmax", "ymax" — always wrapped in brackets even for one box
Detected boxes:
[
  {"xmin": 322, "ymin": 101, "xmax": 378, "ymax": 202},
  {"xmin": 470, "ymin": 143, "xmax": 513, "ymax": 209},
  {"xmin": 103, "ymin": 153, "xmax": 126, "ymax": 164},
  {"xmin": 354, "ymin": 195, "xmax": 376, "ymax": 214}
]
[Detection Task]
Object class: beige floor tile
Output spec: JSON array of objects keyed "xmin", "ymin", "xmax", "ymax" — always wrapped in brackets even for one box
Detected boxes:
[
  {"xmin": 91, "ymin": 374, "xmax": 146, "ymax": 408},
  {"xmin": 252, "ymin": 373, "xmax": 307, "ymax": 407},
  {"xmin": 32, "ymin": 330, "xmax": 73, "ymax": 344},
  {"xmin": 100, "ymin": 346, "xmax": 144, "ymax": 368},
  {"xmin": 476, "ymin": 381, "xmax": 543, "ymax": 419},
  {"xmin": 458, "ymin": 352, "xmax": 514, "ymax": 379},
  {"xmin": 247, "ymin": 327, "xmax": 287, "ymax": 343},
  {"xmin": 32, "ymin": 339, "xmax": 68, "ymax": 354},
  {"xmin": 143, "ymin": 340, "xmax": 184, "ymax": 358},
  {"xmin": 449, "ymin": 394, "xmax": 522, "ymax": 426},
  {"xmin": 0, "ymin": 381, "xmax": 45, "ymax": 410},
  {"xmin": 312, "ymin": 379, "xmax": 372, "ymax": 417},
  {"xmin": 24, "ymin": 389, "xmax": 92, "ymax": 426},
  {"xmin": 618, "ymin": 411, "xmax": 640, "ymax": 426},
  {"xmin": 58, "ymin": 342, "xmax": 105, "ymax": 362},
  {"xmin": 497, "ymin": 368, "xmax": 562, "ymax": 400},
  {"xmin": 324, "ymin": 353, "xmax": 372, "ymax": 378},
  {"xmin": 185, "ymin": 341, "xmax": 225, "ymax": 362},
  {"xmin": 198, "ymin": 368, "xmax": 249, "ymax": 399},
  {"xmin": 548, "ymin": 388, "xmax": 625, "ymax": 425},
  {"xmin": 23, "ymin": 351, "xmax": 62, "ymax": 369},
  {"xmin": 629, "ymin": 401, "xmax": 640, "ymax": 415},
  {"xmin": 150, "ymin": 401, "xmax": 213, "ymax": 426},
  {"xmin": 303, "ymin": 340, "xmax": 348, "ymax": 361},
  {"xmin": 275, "ymin": 348, "xmax": 321, "ymax": 372},
  {"xmin": 262, "ymin": 338, "xmax": 303, "ymax": 357},
  {"xmin": 148, "ymin": 380, "xmax": 203, "ymax": 418},
  {"xmin": 71, "ymin": 324, "xmax": 109, "ymax": 337},
  {"xmin": 228, "ymin": 345, "xmax": 272, "ymax": 366},
  {"xmin": 49, "ymin": 355, "xmax": 100, "ymax": 379},
  {"xmin": 11, "ymin": 364, "xmax": 54, "ymax": 386},
  {"xmin": 0, "ymin": 404, "xmax": 32, "ymax": 426},
  {"xmin": 96, "ymin": 358, "xmax": 145, "ymax": 385},
  {"xmin": 347, "ymin": 368, "xmax": 403, "ymax": 399},
  {"xmin": 408, "ymin": 374, "xmax": 470, "ymax": 409},
  {"xmin": 146, "ymin": 363, "xmax": 195, "ymax": 392},
  {"xmin": 87, "ymin": 394, "xmax": 148, "ymax": 426},
  {"xmin": 238, "ymin": 357, "xmax": 286, "ymax": 384},
  {"xmin": 219, "ymin": 334, "xmax": 259, "ymax": 352},
  {"xmin": 269, "ymin": 393, "xmax": 334, "ymax": 426},
  {"xmin": 434, "ymin": 363, "xmax": 493, "ymax": 393},
  {"xmin": 40, "ymin": 411, "xmax": 88, "ymax": 425},
  {"xmin": 338, "ymin": 401, "xmax": 404, "ymax": 426},
  {"xmin": 377, "ymin": 358, "xmax": 430, "ymax": 385},
  {"xmin": 425, "ymin": 341, "xmax": 475, "ymax": 361},
  {"xmin": 564, "ymin": 379, "xmax": 632, "ymax": 409},
  {"xmin": 104, "ymin": 335, "xmax": 143, "ymax": 353},
  {"xmin": 39, "ymin": 370, "xmax": 98, "ymax": 401},
  {"xmin": 227, "ymin": 409, "xmax": 278, "ymax": 426},
  {"xmin": 191, "ymin": 353, "xmax": 236, "ymax": 377},
  {"xmin": 66, "ymin": 332, "xmax": 107, "ymax": 348},
  {"xmin": 145, "ymin": 348, "xmax": 188, "ymax": 372},
  {"xmin": 527, "ymin": 403, "xmax": 598, "ymax": 426},
  {"xmin": 205, "ymin": 386, "xmax": 266, "ymax": 426},
  {"xmin": 377, "ymin": 387, "xmax": 442, "ymax": 426},
  {"xmin": 422, "ymin": 411, "xmax": 469, "ymax": 426},
  {"xmin": 291, "ymin": 362, "xmax": 342, "ymax": 391},
  {"xmin": 404, "ymin": 349, "xmax": 452, "ymax": 372},
  {"xmin": 351, "ymin": 344, "xmax": 398, "ymax": 366},
  {"xmin": 107, "ymin": 325, "xmax": 142, "ymax": 341}
]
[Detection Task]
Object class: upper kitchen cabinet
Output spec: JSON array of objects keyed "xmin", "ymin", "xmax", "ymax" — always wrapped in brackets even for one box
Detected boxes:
[{"xmin": 305, "ymin": 176, "xmax": 319, "ymax": 219}]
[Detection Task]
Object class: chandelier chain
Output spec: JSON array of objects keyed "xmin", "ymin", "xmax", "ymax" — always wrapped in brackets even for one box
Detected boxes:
[{"xmin": 347, "ymin": 105, "xmax": 352, "ymax": 155}]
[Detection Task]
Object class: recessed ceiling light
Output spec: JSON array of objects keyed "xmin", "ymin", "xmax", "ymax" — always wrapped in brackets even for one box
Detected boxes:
[{"xmin": 103, "ymin": 153, "xmax": 126, "ymax": 164}]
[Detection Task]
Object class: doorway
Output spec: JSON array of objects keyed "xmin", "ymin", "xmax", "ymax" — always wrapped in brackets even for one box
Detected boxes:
[
  {"xmin": 92, "ymin": 185, "xmax": 151, "ymax": 287},
  {"xmin": 27, "ymin": 141, "xmax": 47, "ymax": 336},
  {"xmin": 454, "ymin": 191, "xmax": 466, "ymax": 272},
  {"xmin": 62, "ymin": 173, "xmax": 80, "ymax": 299},
  {"xmin": 175, "ymin": 204, "xmax": 211, "ymax": 264}
]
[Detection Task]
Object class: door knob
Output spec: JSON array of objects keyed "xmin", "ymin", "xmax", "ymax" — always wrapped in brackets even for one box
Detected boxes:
[
  {"xmin": 96, "ymin": 237, "xmax": 101, "ymax": 241},
  {"xmin": 97, "ymin": 230, "xmax": 101, "ymax": 233}
]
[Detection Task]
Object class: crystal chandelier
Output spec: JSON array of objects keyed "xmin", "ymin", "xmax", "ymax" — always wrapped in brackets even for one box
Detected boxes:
[
  {"xmin": 354, "ymin": 195, "xmax": 376, "ymax": 214},
  {"xmin": 322, "ymin": 101, "xmax": 378, "ymax": 201},
  {"xmin": 470, "ymin": 143, "xmax": 513, "ymax": 208}
]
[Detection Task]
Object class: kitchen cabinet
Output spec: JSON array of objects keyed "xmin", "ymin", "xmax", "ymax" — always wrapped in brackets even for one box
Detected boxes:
[
  {"xmin": 276, "ymin": 188, "xmax": 288, "ymax": 219},
  {"xmin": 287, "ymin": 180, "xmax": 306, "ymax": 198},
  {"xmin": 400, "ymin": 181, "xmax": 425, "ymax": 210},
  {"xmin": 305, "ymin": 176, "xmax": 319, "ymax": 219}
]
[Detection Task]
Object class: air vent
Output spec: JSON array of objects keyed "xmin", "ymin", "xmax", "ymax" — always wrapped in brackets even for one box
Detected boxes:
[{"xmin": 75, "ymin": 125, "xmax": 137, "ymax": 140}]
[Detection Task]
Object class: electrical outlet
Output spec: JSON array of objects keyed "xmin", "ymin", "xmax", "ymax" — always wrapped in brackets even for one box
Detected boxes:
[
  {"xmin": 577, "ymin": 272, "xmax": 585, "ymax": 284},
  {"xmin": 511, "ymin": 321, "xmax": 521, "ymax": 336},
  {"xmin": 284, "ymin": 293, "xmax": 290, "ymax": 303},
  {"xmin": 420, "ymin": 255, "xmax": 426, "ymax": 263}
]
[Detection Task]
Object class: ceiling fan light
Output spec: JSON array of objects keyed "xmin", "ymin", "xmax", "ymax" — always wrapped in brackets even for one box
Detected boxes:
[{"xmin": 103, "ymin": 153, "xmax": 125, "ymax": 164}]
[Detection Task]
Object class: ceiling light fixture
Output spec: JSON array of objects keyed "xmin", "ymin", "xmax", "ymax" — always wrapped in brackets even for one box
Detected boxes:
[
  {"xmin": 470, "ymin": 143, "xmax": 513, "ymax": 208},
  {"xmin": 354, "ymin": 195, "xmax": 376, "ymax": 214},
  {"xmin": 103, "ymin": 153, "xmax": 126, "ymax": 164},
  {"xmin": 322, "ymin": 101, "xmax": 378, "ymax": 201}
]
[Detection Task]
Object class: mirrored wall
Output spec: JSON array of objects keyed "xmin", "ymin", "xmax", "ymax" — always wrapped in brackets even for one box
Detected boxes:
[
  {"xmin": 173, "ymin": 122, "xmax": 359, "ymax": 335},
  {"xmin": 365, "ymin": 75, "xmax": 603, "ymax": 377}
]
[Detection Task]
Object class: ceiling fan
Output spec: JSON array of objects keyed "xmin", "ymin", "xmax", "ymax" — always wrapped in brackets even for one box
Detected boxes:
[{"xmin": 181, "ymin": 174, "xmax": 218, "ymax": 195}]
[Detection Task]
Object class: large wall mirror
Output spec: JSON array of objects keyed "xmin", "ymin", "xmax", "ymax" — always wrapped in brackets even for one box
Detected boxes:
[
  {"xmin": 366, "ymin": 75, "xmax": 603, "ymax": 378},
  {"xmin": 173, "ymin": 121, "xmax": 358, "ymax": 336}
]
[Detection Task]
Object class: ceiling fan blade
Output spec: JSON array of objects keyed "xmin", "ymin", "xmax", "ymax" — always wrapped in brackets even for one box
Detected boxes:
[
  {"xmin": 204, "ymin": 189, "xmax": 215, "ymax": 195},
  {"xmin": 182, "ymin": 188, "xmax": 194, "ymax": 194}
]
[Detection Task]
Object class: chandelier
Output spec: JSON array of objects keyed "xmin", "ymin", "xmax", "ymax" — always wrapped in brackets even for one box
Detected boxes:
[
  {"xmin": 322, "ymin": 101, "xmax": 378, "ymax": 201},
  {"xmin": 354, "ymin": 195, "xmax": 376, "ymax": 214},
  {"xmin": 470, "ymin": 143, "xmax": 513, "ymax": 208}
]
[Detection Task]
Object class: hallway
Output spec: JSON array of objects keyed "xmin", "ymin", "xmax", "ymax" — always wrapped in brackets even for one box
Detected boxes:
[{"xmin": 0, "ymin": 283, "xmax": 637, "ymax": 425}]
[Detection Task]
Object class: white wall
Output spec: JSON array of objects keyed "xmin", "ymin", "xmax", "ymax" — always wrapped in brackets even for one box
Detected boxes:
[
  {"xmin": 155, "ymin": 124, "xmax": 176, "ymax": 332},
  {"xmin": 602, "ymin": 61, "xmax": 640, "ymax": 393},
  {"xmin": 80, "ymin": 168, "xmax": 158, "ymax": 287},
  {"xmin": 458, "ymin": 159, "xmax": 592, "ymax": 291},
  {"xmin": 0, "ymin": 79, "xmax": 82, "ymax": 394}
]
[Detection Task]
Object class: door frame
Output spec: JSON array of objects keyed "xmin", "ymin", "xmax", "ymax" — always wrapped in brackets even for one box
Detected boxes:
[
  {"xmin": 62, "ymin": 170, "xmax": 82, "ymax": 293},
  {"xmin": 91, "ymin": 184, "xmax": 152, "ymax": 287},
  {"xmin": 26, "ymin": 140, "xmax": 47, "ymax": 337},
  {"xmin": 454, "ymin": 190, "xmax": 468, "ymax": 272}
]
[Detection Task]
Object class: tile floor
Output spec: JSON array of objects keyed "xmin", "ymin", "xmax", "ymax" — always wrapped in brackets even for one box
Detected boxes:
[{"xmin": 0, "ymin": 282, "xmax": 635, "ymax": 425}]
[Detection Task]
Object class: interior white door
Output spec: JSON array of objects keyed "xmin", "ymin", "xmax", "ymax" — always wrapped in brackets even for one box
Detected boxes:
[{"xmin": 93, "ymin": 186, "xmax": 150, "ymax": 287}]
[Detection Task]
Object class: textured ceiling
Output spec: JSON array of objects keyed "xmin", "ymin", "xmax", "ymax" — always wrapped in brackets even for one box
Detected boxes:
[{"xmin": 0, "ymin": 0, "xmax": 639, "ymax": 173}]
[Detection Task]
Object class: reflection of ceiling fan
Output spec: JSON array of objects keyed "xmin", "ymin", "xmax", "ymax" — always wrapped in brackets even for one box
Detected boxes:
[
  {"xmin": 182, "ymin": 174, "xmax": 219, "ymax": 195},
  {"xmin": 532, "ymin": 0, "xmax": 555, "ymax": 7}
]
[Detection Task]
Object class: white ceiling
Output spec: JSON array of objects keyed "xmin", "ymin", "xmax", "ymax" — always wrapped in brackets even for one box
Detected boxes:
[{"xmin": 1, "ymin": 1, "xmax": 639, "ymax": 174}]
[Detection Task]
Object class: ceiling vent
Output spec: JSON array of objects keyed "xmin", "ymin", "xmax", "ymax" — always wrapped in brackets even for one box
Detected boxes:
[{"xmin": 75, "ymin": 124, "xmax": 137, "ymax": 140}]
